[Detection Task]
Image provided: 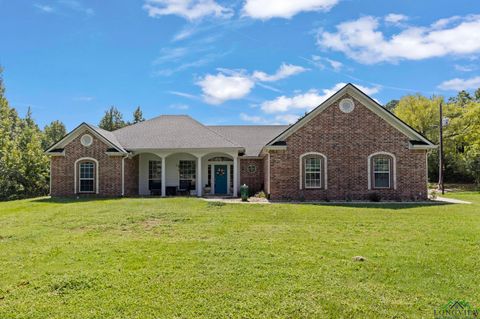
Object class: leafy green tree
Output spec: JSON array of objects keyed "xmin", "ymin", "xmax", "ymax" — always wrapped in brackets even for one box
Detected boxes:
[
  {"xmin": 43, "ymin": 120, "xmax": 66, "ymax": 150},
  {"xmin": 0, "ymin": 68, "xmax": 25, "ymax": 199},
  {"xmin": 395, "ymin": 92, "xmax": 480, "ymax": 184},
  {"xmin": 384, "ymin": 100, "xmax": 399, "ymax": 112},
  {"xmin": 448, "ymin": 90, "xmax": 472, "ymax": 106},
  {"xmin": 99, "ymin": 106, "xmax": 126, "ymax": 131},
  {"xmin": 394, "ymin": 94, "xmax": 441, "ymax": 139},
  {"xmin": 475, "ymin": 88, "xmax": 480, "ymax": 102},
  {"xmin": 0, "ymin": 68, "xmax": 49, "ymax": 200},
  {"xmin": 132, "ymin": 106, "xmax": 145, "ymax": 124},
  {"xmin": 16, "ymin": 110, "xmax": 50, "ymax": 197}
]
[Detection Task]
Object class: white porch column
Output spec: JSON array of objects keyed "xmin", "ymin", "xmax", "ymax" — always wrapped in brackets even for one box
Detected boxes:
[
  {"xmin": 197, "ymin": 156, "xmax": 202, "ymax": 197},
  {"xmin": 233, "ymin": 155, "xmax": 238, "ymax": 197},
  {"xmin": 161, "ymin": 156, "xmax": 166, "ymax": 197}
]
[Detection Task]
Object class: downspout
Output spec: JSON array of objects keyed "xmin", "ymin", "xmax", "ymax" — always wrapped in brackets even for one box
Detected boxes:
[
  {"xmin": 121, "ymin": 154, "xmax": 128, "ymax": 196},
  {"xmin": 49, "ymin": 158, "xmax": 52, "ymax": 196}
]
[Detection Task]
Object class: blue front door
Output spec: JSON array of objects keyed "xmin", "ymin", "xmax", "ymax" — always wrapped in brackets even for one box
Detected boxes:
[{"xmin": 214, "ymin": 165, "xmax": 228, "ymax": 194}]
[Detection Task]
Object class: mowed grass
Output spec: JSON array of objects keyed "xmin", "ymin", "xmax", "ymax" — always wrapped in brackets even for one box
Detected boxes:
[{"xmin": 0, "ymin": 194, "xmax": 479, "ymax": 318}]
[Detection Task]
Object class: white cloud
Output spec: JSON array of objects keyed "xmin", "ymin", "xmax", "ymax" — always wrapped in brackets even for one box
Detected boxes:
[
  {"xmin": 73, "ymin": 96, "xmax": 94, "ymax": 102},
  {"xmin": 454, "ymin": 64, "xmax": 476, "ymax": 72},
  {"xmin": 172, "ymin": 25, "xmax": 198, "ymax": 41},
  {"xmin": 34, "ymin": 4, "xmax": 55, "ymax": 13},
  {"xmin": 58, "ymin": 0, "xmax": 94, "ymax": 16},
  {"xmin": 252, "ymin": 63, "xmax": 307, "ymax": 82},
  {"xmin": 143, "ymin": 0, "xmax": 233, "ymax": 21},
  {"xmin": 197, "ymin": 71, "xmax": 255, "ymax": 104},
  {"xmin": 169, "ymin": 103, "xmax": 190, "ymax": 110},
  {"xmin": 197, "ymin": 63, "xmax": 307, "ymax": 104},
  {"xmin": 274, "ymin": 114, "xmax": 299, "ymax": 124},
  {"xmin": 261, "ymin": 83, "xmax": 379, "ymax": 113},
  {"xmin": 240, "ymin": 113, "xmax": 266, "ymax": 123},
  {"xmin": 153, "ymin": 47, "xmax": 189, "ymax": 64},
  {"xmin": 317, "ymin": 15, "xmax": 480, "ymax": 64},
  {"xmin": 310, "ymin": 55, "xmax": 343, "ymax": 71},
  {"xmin": 384, "ymin": 13, "xmax": 408, "ymax": 25},
  {"xmin": 438, "ymin": 76, "xmax": 480, "ymax": 91},
  {"xmin": 240, "ymin": 113, "xmax": 299, "ymax": 124},
  {"xmin": 243, "ymin": 0, "xmax": 340, "ymax": 20},
  {"xmin": 168, "ymin": 91, "xmax": 199, "ymax": 100}
]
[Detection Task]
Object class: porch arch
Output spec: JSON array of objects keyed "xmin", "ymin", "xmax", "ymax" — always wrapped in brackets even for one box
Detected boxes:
[{"xmin": 201, "ymin": 152, "xmax": 235, "ymax": 196}]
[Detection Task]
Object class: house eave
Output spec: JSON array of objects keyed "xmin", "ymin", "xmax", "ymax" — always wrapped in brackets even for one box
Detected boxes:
[
  {"xmin": 45, "ymin": 150, "xmax": 66, "ymax": 157},
  {"xmin": 263, "ymin": 145, "xmax": 287, "ymax": 151},
  {"xmin": 409, "ymin": 143, "xmax": 438, "ymax": 150}
]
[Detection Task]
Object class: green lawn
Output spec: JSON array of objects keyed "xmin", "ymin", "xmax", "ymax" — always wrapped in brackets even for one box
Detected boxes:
[{"xmin": 1, "ymin": 195, "xmax": 479, "ymax": 318}]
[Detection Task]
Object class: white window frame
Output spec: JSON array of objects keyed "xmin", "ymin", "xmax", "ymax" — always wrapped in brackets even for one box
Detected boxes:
[
  {"xmin": 373, "ymin": 157, "xmax": 391, "ymax": 189},
  {"xmin": 74, "ymin": 157, "xmax": 99, "ymax": 194},
  {"xmin": 79, "ymin": 162, "xmax": 95, "ymax": 193},
  {"xmin": 299, "ymin": 152, "xmax": 327, "ymax": 190},
  {"xmin": 367, "ymin": 152, "xmax": 396, "ymax": 190}
]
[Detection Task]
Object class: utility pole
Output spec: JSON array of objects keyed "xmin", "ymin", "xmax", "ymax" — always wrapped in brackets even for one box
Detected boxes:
[{"xmin": 438, "ymin": 101, "xmax": 444, "ymax": 194}]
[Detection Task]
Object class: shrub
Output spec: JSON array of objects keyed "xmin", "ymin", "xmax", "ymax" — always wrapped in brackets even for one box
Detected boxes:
[
  {"xmin": 368, "ymin": 192, "xmax": 381, "ymax": 202},
  {"xmin": 255, "ymin": 191, "xmax": 266, "ymax": 198}
]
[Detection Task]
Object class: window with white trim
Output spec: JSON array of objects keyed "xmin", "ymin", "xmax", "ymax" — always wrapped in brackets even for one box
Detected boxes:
[
  {"xmin": 304, "ymin": 156, "xmax": 322, "ymax": 189},
  {"xmin": 79, "ymin": 161, "xmax": 95, "ymax": 193},
  {"xmin": 372, "ymin": 156, "xmax": 392, "ymax": 189},
  {"xmin": 148, "ymin": 160, "xmax": 162, "ymax": 191}
]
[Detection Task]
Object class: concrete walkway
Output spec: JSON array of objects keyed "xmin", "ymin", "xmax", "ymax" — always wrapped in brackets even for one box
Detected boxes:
[{"xmin": 434, "ymin": 196, "xmax": 472, "ymax": 204}]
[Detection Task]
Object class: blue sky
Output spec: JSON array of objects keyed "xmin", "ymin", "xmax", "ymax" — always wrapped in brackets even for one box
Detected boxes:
[{"xmin": 1, "ymin": 0, "xmax": 479, "ymax": 130}]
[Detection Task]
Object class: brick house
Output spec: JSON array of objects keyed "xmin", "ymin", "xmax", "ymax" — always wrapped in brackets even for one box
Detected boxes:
[{"xmin": 46, "ymin": 84, "xmax": 436, "ymax": 201}]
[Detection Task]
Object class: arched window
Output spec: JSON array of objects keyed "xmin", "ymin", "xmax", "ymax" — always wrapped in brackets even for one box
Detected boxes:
[
  {"xmin": 74, "ymin": 158, "xmax": 99, "ymax": 194},
  {"xmin": 368, "ymin": 152, "xmax": 396, "ymax": 190},
  {"xmin": 299, "ymin": 153, "xmax": 327, "ymax": 190}
]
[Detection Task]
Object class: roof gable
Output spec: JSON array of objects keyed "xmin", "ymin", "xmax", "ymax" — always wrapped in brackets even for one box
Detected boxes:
[
  {"xmin": 45, "ymin": 123, "xmax": 127, "ymax": 154},
  {"xmin": 266, "ymin": 83, "xmax": 436, "ymax": 149}
]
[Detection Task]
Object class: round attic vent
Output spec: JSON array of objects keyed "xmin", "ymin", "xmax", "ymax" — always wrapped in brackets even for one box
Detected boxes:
[
  {"xmin": 81, "ymin": 134, "xmax": 93, "ymax": 147},
  {"xmin": 339, "ymin": 98, "xmax": 355, "ymax": 113}
]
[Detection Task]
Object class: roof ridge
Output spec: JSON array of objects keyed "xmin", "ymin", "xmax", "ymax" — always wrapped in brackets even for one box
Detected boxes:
[
  {"xmin": 208, "ymin": 124, "xmax": 289, "ymax": 127},
  {"xmin": 112, "ymin": 114, "xmax": 191, "ymax": 133},
  {"xmin": 188, "ymin": 117, "xmax": 241, "ymax": 147}
]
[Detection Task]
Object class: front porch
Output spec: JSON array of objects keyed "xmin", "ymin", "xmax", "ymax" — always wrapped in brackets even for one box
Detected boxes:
[{"xmin": 135, "ymin": 150, "xmax": 240, "ymax": 197}]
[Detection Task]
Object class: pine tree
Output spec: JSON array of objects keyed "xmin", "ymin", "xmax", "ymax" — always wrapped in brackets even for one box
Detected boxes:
[
  {"xmin": 0, "ymin": 67, "xmax": 23, "ymax": 199},
  {"xmin": 132, "ymin": 106, "xmax": 145, "ymax": 124},
  {"xmin": 0, "ymin": 68, "xmax": 49, "ymax": 200},
  {"xmin": 43, "ymin": 120, "xmax": 66, "ymax": 150},
  {"xmin": 17, "ymin": 111, "xmax": 50, "ymax": 197},
  {"xmin": 99, "ymin": 106, "xmax": 126, "ymax": 131}
]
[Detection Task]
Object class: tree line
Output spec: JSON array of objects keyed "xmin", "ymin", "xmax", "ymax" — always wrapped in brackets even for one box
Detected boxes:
[{"xmin": 0, "ymin": 68, "xmax": 145, "ymax": 200}]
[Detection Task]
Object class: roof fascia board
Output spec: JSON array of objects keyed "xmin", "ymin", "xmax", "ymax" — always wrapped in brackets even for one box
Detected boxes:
[{"xmin": 409, "ymin": 143, "xmax": 437, "ymax": 150}]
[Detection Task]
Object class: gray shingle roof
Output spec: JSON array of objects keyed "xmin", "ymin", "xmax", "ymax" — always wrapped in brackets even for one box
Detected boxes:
[
  {"xmin": 88, "ymin": 124, "xmax": 127, "ymax": 152},
  {"xmin": 111, "ymin": 115, "xmax": 242, "ymax": 150},
  {"xmin": 208, "ymin": 125, "xmax": 289, "ymax": 156}
]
